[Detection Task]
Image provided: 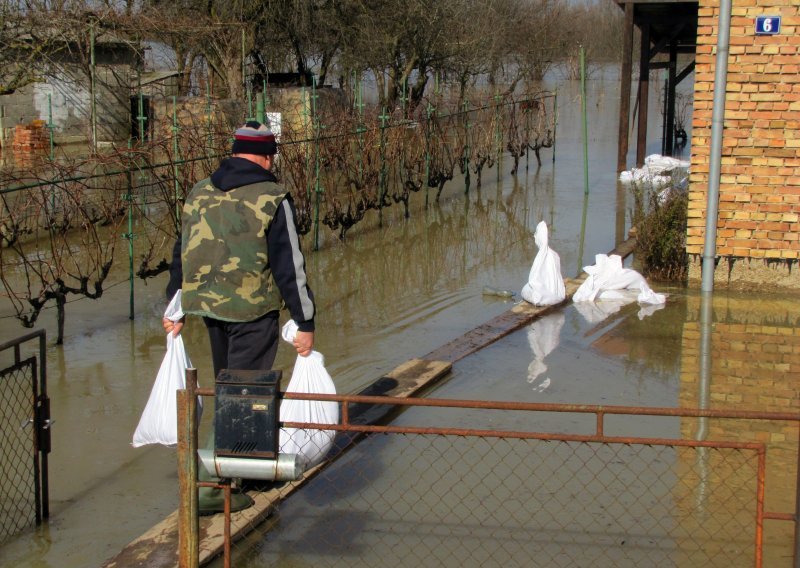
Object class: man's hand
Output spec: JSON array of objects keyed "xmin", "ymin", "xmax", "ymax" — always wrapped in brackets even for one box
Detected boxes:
[
  {"xmin": 294, "ymin": 330, "xmax": 314, "ymax": 357},
  {"xmin": 162, "ymin": 317, "xmax": 185, "ymax": 337}
]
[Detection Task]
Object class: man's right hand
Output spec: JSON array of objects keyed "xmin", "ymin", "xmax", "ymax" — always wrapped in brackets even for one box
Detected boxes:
[{"xmin": 163, "ymin": 317, "xmax": 185, "ymax": 337}]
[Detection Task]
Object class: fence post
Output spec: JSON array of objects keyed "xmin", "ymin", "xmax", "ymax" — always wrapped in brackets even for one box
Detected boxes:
[
  {"xmin": 0, "ymin": 104, "xmax": 5, "ymax": 151},
  {"xmin": 463, "ymin": 99, "xmax": 471, "ymax": 193},
  {"xmin": 312, "ymin": 77, "xmax": 323, "ymax": 251},
  {"xmin": 172, "ymin": 96, "xmax": 181, "ymax": 224},
  {"xmin": 494, "ymin": 93, "xmax": 502, "ymax": 181},
  {"xmin": 124, "ymin": 137, "xmax": 135, "ymax": 320},
  {"xmin": 378, "ymin": 106, "xmax": 389, "ymax": 226},
  {"xmin": 89, "ymin": 24, "xmax": 97, "ymax": 153},
  {"xmin": 177, "ymin": 368, "xmax": 199, "ymax": 568},
  {"xmin": 206, "ymin": 80, "xmax": 213, "ymax": 148},
  {"xmin": 425, "ymin": 102, "xmax": 433, "ymax": 209},
  {"xmin": 552, "ymin": 88, "xmax": 558, "ymax": 164},
  {"xmin": 47, "ymin": 94, "xmax": 55, "ymax": 160},
  {"xmin": 580, "ymin": 46, "xmax": 589, "ymax": 196}
]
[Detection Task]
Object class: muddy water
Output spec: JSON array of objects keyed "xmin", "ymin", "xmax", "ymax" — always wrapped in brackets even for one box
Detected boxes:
[
  {"xmin": 2, "ymin": 76, "xmax": 795, "ymax": 568},
  {"xmin": 224, "ymin": 289, "xmax": 799, "ymax": 568}
]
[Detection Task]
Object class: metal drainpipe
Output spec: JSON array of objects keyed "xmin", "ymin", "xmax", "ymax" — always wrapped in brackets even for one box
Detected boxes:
[{"xmin": 700, "ymin": 0, "xmax": 732, "ymax": 292}]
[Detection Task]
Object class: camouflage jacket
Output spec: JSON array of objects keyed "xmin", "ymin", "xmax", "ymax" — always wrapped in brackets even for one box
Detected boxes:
[{"xmin": 180, "ymin": 177, "xmax": 287, "ymax": 322}]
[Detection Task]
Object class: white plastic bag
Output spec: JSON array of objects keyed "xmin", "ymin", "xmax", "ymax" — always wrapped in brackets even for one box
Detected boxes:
[
  {"xmin": 132, "ymin": 291, "xmax": 198, "ymax": 447},
  {"xmin": 521, "ymin": 221, "xmax": 566, "ymax": 306},
  {"xmin": 279, "ymin": 320, "xmax": 339, "ymax": 470},
  {"xmin": 573, "ymin": 254, "xmax": 666, "ymax": 306}
]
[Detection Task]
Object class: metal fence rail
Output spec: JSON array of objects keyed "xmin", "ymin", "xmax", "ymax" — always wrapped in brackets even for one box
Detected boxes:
[
  {"xmin": 177, "ymin": 386, "xmax": 799, "ymax": 568},
  {"xmin": 0, "ymin": 330, "xmax": 49, "ymax": 544}
]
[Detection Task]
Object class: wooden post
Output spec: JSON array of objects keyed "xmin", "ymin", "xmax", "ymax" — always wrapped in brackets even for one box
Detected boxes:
[
  {"xmin": 177, "ymin": 368, "xmax": 199, "ymax": 568},
  {"xmin": 636, "ymin": 22, "xmax": 651, "ymax": 168},
  {"xmin": 617, "ymin": 2, "xmax": 634, "ymax": 173},
  {"xmin": 665, "ymin": 40, "xmax": 678, "ymax": 156}
]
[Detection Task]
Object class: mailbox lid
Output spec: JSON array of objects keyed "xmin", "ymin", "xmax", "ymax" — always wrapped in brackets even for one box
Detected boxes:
[{"xmin": 216, "ymin": 368, "xmax": 282, "ymax": 387}]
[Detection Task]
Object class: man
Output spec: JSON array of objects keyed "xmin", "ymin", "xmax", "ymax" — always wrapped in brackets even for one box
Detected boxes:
[
  {"xmin": 164, "ymin": 120, "xmax": 315, "ymax": 370},
  {"xmin": 163, "ymin": 120, "xmax": 316, "ymax": 513}
]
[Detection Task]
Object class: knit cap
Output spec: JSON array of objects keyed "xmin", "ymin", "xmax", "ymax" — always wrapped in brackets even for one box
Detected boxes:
[{"xmin": 231, "ymin": 121, "xmax": 277, "ymax": 155}]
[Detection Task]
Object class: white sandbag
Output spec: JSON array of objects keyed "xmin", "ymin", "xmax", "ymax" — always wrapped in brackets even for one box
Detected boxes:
[
  {"xmin": 619, "ymin": 154, "xmax": 689, "ymax": 188},
  {"xmin": 521, "ymin": 221, "xmax": 566, "ymax": 306},
  {"xmin": 279, "ymin": 320, "xmax": 339, "ymax": 470},
  {"xmin": 132, "ymin": 290, "xmax": 198, "ymax": 447},
  {"xmin": 573, "ymin": 254, "xmax": 666, "ymax": 306}
]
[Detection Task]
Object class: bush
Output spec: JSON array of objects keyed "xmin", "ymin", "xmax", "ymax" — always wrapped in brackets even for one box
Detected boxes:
[{"xmin": 630, "ymin": 182, "xmax": 689, "ymax": 282}]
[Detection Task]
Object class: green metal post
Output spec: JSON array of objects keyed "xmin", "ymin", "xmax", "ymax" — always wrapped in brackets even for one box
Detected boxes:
[
  {"xmin": 425, "ymin": 102, "xmax": 433, "ymax": 209},
  {"xmin": 580, "ymin": 46, "xmax": 589, "ymax": 195},
  {"xmin": 172, "ymin": 96, "xmax": 181, "ymax": 226},
  {"xmin": 256, "ymin": 95, "xmax": 264, "ymax": 125},
  {"xmin": 552, "ymin": 88, "xmax": 558, "ymax": 164},
  {"xmin": 463, "ymin": 99, "xmax": 471, "ymax": 193},
  {"xmin": 302, "ymin": 86, "xmax": 311, "ymax": 202},
  {"xmin": 241, "ymin": 28, "xmax": 246, "ymax": 102},
  {"xmin": 90, "ymin": 24, "xmax": 97, "ymax": 153},
  {"xmin": 356, "ymin": 76, "xmax": 365, "ymax": 181},
  {"xmin": 47, "ymin": 94, "xmax": 54, "ymax": 160},
  {"xmin": 137, "ymin": 91, "xmax": 146, "ymax": 144},
  {"xmin": 0, "ymin": 105, "xmax": 5, "ymax": 152},
  {"xmin": 378, "ymin": 106, "xmax": 389, "ymax": 225},
  {"xmin": 125, "ymin": 137, "xmax": 135, "ymax": 320},
  {"xmin": 495, "ymin": 93, "xmax": 502, "ymax": 181},
  {"xmin": 246, "ymin": 85, "xmax": 254, "ymax": 122},
  {"xmin": 312, "ymin": 78, "xmax": 322, "ymax": 251},
  {"xmin": 206, "ymin": 80, "xmax": 213, "ymax": 148}
]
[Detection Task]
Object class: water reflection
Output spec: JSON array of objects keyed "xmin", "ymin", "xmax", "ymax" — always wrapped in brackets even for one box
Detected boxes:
[{"xmin": 526, "ymin": 313, "xmax": 565, "ymax": 392}]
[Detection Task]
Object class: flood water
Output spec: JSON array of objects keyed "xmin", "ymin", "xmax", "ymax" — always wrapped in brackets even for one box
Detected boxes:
[{"xmin": 1, "ymin": 75, "xmax": 798, "ymax": 568}]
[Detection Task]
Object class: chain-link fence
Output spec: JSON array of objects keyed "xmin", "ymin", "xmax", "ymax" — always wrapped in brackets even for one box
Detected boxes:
[
  {"xmin": 0, "ymin": 330, "xmax": 48, "ymax": 544},
  {"xmin": 175, "ymin": 390, "xmax": 798, "ymax": 568},
  {"xmin": 229, "ymin": 435, "xmax": 760, "ymax": 568},
  {"xmin": 0, "ymin": 359, "xmax": 37, "ymax": 544}
]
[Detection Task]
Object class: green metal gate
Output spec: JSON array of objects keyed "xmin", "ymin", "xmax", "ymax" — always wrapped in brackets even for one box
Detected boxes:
[{"xmin": 0, "ymin": 329, "xmax": 50, "ymax": 543}]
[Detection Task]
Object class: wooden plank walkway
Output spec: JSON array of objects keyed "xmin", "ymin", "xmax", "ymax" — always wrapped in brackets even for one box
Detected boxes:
[{"xmin": 103, "ymin": 237, "xmax": 637, "ymax": 567}]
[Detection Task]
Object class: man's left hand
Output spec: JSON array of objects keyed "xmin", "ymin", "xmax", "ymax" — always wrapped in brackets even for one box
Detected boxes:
[{"xmin": 294, "ymin": 330, "xmax": 314, "ymax": 357}]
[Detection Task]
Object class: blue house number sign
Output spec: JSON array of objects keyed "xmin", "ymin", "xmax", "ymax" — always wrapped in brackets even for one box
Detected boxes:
[{"xmin": 755, "ymin": 16, "xmax": 781, "ymax": 35}]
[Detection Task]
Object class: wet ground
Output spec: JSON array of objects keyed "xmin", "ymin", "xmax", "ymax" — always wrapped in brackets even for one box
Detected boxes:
[{"xmin": 1, "ymin": 76, "xmax": 798, "ymax": 567}]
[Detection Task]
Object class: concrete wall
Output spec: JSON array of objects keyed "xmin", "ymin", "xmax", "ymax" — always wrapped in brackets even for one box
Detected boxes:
[
  {"xmin": 1, "ymin": 61, "xmax": 136, "ymax": 150},
  {"xmin": 687, "ymin": 1, "xmax": 799, "ymax": 290}
]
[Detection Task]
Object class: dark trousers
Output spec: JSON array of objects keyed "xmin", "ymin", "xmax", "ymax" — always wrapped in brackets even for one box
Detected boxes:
[{"xmin": 203, "ymin": 311, "xmax": 280, "ymax": 379}]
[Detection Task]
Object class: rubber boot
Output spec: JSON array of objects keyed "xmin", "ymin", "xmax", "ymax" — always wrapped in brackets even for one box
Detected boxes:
[{"xmin": 198, "ymin": 432, "xmax": 255, "ymax": 516}]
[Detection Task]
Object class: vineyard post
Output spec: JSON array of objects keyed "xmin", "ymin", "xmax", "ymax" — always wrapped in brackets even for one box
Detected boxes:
[
  {"xmin": 206, "ymin": 80, "xmax": 213, "ymax": 148},
  {"xmin": 580, "ymin": 45, "xmax": 589, "ymax": 195},
  {"xmin": 246, "ymin": 84, "xmax": 254, "ymax": 122},
  {"xmin": 463, "ymin": 99, "xmax": 471, "ymax": 193},
  {"xmin": 312, "ymin": 77, "xmax": 323, "ymax": 251},
  {"xmin": 124, "ymin": 137, "xmax": 135, "ymax": 319},
  {"xmin": 89, "ymin": 23, "xmax": 97, "ymax": 153},
  {"xmin": 47, "ymin": 94, "xmax": 55, "ymax": 160},
  {"xmin": 172, "ymin": 96, "xmax": 181, "ymax": 223},
  {"xmin": 553, "ymin": 88, "xmax": 557, "ymax": 163},
  {"xmin": 378, "ymin": 106, "xmax": 389, "ymax": 226},
  {"xmin": 355, "ymin": 74, "xmax": 365, "ymax": 183},
  {"xmin": 425, "ymin": 102, "xmax": 433, "ymax": 209},
  {"xmin": 494, "ymin": 92, "xmax": 502, "ymax": 181}
]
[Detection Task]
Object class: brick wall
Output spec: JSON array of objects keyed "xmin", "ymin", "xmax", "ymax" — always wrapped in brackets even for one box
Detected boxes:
[{"xmin": 687, "ymin": 1, "xmax": 799, "ymax": 289}]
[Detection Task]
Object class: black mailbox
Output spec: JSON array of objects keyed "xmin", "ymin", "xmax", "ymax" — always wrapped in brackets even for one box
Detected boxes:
[{"xmin": 214, "ymin": 369, "xmax": 281, "ymax": 460}]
